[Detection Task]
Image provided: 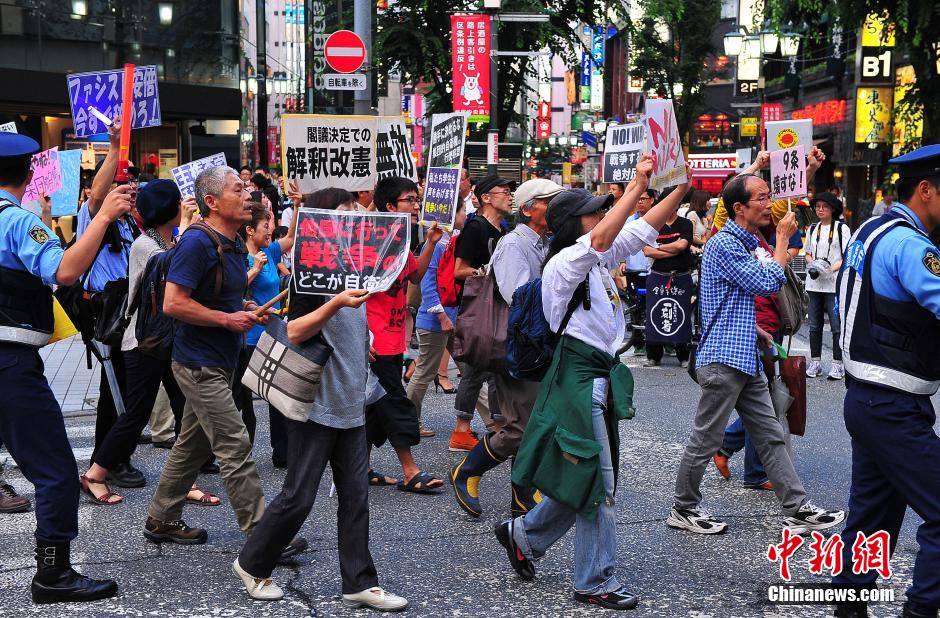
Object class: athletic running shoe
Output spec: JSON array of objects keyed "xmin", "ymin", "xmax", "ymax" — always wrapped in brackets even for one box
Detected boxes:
[
  {"xmin": 666, "ymin": 506, "xmax": 728, "ymax": 535},
  {"xmin": 783, "ymin": 502, "xmax": 845, "ymax": 534}
]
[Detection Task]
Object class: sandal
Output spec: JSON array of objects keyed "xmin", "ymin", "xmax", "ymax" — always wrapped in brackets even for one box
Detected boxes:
[
  {"xmin": 397, "ymin": 471, "xmax": 443, "ymax": 495},
  {"xmin": 369, "ymin": 470, "xmax": 398, "ymax": 487},
  {"xmin": 79, "ymin": 474, "xmax": 123, "ymax": 505},
  {"xmin": 186, "ymin": 485, "xmax": 221, "ymax": 506}
]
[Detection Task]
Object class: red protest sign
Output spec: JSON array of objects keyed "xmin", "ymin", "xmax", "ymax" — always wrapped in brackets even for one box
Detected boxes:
[
  {"xmin": 451, "ymin": 14, "xmax": 491, "ymax": 123},
  {"xmin": 293, "ymin": 210, "xmax": 411, "ymax": 295}
]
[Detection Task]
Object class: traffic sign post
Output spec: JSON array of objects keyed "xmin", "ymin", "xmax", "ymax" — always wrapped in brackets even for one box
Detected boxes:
[{"xmin": 324, "ymin": 30, "xmax": 366, "ymax": 74}]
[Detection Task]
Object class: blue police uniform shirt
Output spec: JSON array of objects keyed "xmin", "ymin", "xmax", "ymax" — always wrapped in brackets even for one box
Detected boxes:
[
  {"xmin": 0, "ymin": 188, "xmax": 64, "ymax": 285},
  {"xmin": 845, "ymin": 204, "xmax": 940, "ymax": 320},
  {"xmin": 167, "ymin": 227, "xmax": 248, "ymax": 369},
  {"xmin": 245, "ymin": 241, "xmax": 282, "ymax": 347},
  {"xmin": 76, "ymin": 200, "xmax": 134, "ymax": 293}
]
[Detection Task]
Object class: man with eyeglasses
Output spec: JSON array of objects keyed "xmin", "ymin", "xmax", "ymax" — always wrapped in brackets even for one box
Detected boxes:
[
  {"xmin": 447, "ymin": 175, "xmax": 513, "ymax": 453},
  {"xmin": 364, "ymin": 176, "xmax": 445, "ymax": 493},
  {"xmin": 667, "ymin": 172, "xmax": 845, "ymax": 537}
]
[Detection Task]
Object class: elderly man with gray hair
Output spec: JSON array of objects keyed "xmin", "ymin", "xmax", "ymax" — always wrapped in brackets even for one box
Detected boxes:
[
  {"xmin": 144, "ymin": 166, "xmax": 304, "ymax": 561},
  {"xmin": 450, "ymin": 178, "xmax": 563, "ymax": 518}
]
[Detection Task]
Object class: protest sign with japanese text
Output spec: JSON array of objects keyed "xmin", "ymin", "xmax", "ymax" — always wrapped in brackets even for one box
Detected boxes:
[
  {"xmin": 292, "ymin": 209, "xmax": 411, "ymax": 296},
  {"xmin": 769, "ymin": 145, "xmax": 806, "ymax": 200},
  {"xmin": 170, "ymin": 153, "xmax": 228, "ymax": 197},
  {"xmin": 603, "ymin": 122, "xmax": 644, "ymax": 183},
  {"xmin": 644, "ymin": 99, "xmax": 688, "ymax": 190},
  {"xmin": 0, "ymin": 122, "xmax": 16, "ymax": 133},
  {"xmin": 281, "ymin": 115, "xmax": 415, "ymax": 194},
  {"xmin": 66, "ymin": 65, "xmax": 161, "ymax": 138},
  {"xmin": 420, "ymin": 112, "xmax": 468, "ymax": 231},
  {"xmin": 375, "ymin": 118, "xmax": 416, "ymax": 181},
  {"xmin": 765, "ymin": 119, "xmax": 813, "ymax": 151},
  {"xmin": 451, "ymin": 15, "xmax": 491, "ymax": 123},
  {"xmin": 23, "ymin": 148, "xmax": 61, "ymax": 204},
  {"xmin": 22, "ymin": 149, "xmax": 82, "ymax": 218}
]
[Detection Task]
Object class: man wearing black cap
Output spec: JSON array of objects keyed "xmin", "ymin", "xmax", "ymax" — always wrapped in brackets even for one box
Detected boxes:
[
  {"xmin": 0, "ymin": 131, "xmax": 132, "ymax": 602},
  {"xmin": 447, "ymin": 174, "xmax": 512, "ymax": 452},
  {"xmin": 833, "ymin": 144, "xmax": 940, "ymax": 618}
]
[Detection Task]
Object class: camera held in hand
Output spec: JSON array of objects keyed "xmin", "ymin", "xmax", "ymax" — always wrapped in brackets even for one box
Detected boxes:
[{"xmin": 807, "ymin": 258, "xmax": 831, "ymax": 280}]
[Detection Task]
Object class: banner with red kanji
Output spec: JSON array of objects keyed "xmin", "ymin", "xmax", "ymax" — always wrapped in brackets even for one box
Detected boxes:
[
  {"xmin": 451, "ymin": 14, "xmax": 490, "ymax": 123},
  {"xmin": 292, "ymin": 209, "xmax": 411, "ymax": 296}
]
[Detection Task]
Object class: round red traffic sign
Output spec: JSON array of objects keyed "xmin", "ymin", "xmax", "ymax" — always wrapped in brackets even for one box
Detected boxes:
[{"xmin": 324, "ymin": 30, "xmax": 366, "ymax": 74}]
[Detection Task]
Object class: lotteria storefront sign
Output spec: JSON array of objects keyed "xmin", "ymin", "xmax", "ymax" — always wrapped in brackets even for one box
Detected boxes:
[{"xmin": 687, "ymin": 153, "xmax": 737, "ymax": 178}]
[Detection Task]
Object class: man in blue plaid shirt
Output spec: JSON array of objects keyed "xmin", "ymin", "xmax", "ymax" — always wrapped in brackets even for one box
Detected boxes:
[{"xmin": 666, "ymin": 172, "xmax": 845, "ymax": 536}]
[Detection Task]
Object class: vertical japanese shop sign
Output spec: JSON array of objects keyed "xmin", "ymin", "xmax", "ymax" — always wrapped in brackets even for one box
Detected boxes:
[
  {"xmin": 451, "ymin": 15, "xmax": 491, "ymax": 123},
  {"xmin": 420, "ymin": 112, "xmax": 468, "ymax": 231},
  {"xmin": 293, "ymin": 209, "xmax": 411, "ymax": 295}
]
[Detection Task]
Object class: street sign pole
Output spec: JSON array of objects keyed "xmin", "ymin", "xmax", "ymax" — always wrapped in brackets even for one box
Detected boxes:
[
  {"xmin": 487, "ymin": 9, "xmax": 498, "ymax": 175},
  {"xmin": 257, "ymin": 0, "xmax": 268, "ymax": 168},
  {"xmin": 353, "ymin": 0, "xmax": 372, "ymax": 115}
]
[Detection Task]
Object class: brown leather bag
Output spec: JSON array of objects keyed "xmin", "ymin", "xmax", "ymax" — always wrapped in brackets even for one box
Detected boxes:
[
  {"xmin": 452, "ymin": 266, "xmax": 508, "ymax": 373},
  {"xmin": 779, "ymin": 355, "xmax": 807, "ymax": 436}
]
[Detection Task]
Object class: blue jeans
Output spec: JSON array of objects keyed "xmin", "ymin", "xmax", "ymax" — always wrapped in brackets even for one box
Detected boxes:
[
  {"xmin": 720, "ymin": 416, "xmax": 768, "ymax": 485},
  {"xmin": 512, "ymin": 378, "xmax": 622, "ymax": 595},
  {"xmin": 807, "ymin": 291, "xmax": 841, "ymax": 361}
]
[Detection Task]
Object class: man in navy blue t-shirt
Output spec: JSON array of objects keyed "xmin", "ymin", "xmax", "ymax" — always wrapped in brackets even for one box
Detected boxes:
[{"xmin": 145, "ymin": 166, "xmax": 286, "ymax": 549}]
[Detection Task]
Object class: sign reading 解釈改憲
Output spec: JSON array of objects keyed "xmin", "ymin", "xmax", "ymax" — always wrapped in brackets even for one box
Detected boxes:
[
  {"xmin": 66, "ymin": 65, "xmax": 161, "ymax": 138},
  {"xmin": 292, "ymin": 209, "xmax": 411, "ymax": 296}
]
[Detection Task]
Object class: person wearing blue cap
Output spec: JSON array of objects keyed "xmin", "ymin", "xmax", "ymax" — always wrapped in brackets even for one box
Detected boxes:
[
  {"xmin": 0, "ymin": 131, "xmax": 133, "ymax": 602},
  {"xmin": 833, "ymin": 143, "xmax": 940, "ymax": 618}
]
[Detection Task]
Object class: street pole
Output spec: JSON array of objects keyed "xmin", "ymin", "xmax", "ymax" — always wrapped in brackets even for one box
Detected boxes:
[
  {"xmin": 353, "ymin": 0, "xmax": 373, "ymax": 115},
  {"xmin": 256, "ymin": 0, "xmax": 268, "ymax": 168},
  {"xmin": 487, "ymin": 9, "xmax": 498, "ymax": 175}
]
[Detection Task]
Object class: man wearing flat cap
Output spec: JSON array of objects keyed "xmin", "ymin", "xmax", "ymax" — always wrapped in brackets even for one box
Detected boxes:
[
  {"xmin": 0, "ymin": 131, "xmax": 132, "ymax": 602},
  {"xmin": 450, "ymin": 178, "xmax": 563, "ymax": 518},
  {"xmin": 833, "ymin": 144, "xmax": 940, "ymax": 618}
]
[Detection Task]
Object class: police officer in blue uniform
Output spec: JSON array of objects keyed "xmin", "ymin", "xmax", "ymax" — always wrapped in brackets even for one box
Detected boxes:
[
  {"xmin": 0, "ymin": 132, "xmax": 133, "ymax": 603},
  {"xmin": 833, "ymin": 144, "xmax": 940, "ymax": 618}
]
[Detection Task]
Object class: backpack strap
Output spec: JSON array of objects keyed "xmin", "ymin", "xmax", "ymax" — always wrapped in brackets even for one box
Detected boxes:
[
  {"xmin": 557, "ymin": 275, "xmax": 590, "ymax": 336},
  {"xmin": 183, "ymin": 221, "xmax": 244, "ymax": 303}
]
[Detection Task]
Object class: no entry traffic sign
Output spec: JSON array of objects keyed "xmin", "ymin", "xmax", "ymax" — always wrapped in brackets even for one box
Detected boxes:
[{"xmin": 324, "ymin": 30, "xmax": 366, "ymax": 74}]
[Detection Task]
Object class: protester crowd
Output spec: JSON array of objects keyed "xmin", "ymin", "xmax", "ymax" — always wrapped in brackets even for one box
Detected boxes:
[{"xmin": 2, "ymin": 115, "xmax": 939, "ymax": 618}]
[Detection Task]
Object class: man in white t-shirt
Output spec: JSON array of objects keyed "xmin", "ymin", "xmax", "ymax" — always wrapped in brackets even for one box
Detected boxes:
[{"xmin": 803, "ymin": 192, "xmax": 851, "ymax": 379}]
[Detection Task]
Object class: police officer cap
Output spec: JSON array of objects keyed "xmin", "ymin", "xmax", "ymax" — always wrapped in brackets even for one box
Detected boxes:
[
  {"xmin": 0, "ymin": 133, "xmax": 40, "ymax": 158},
  {"xmin": 888, "ymin": 144, "xmax": 940, "ymax": 179}
]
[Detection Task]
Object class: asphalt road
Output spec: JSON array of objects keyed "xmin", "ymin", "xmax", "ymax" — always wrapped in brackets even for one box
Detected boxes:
[{"xmin": 0, "ymin": 334, "xmax": 934, "ymax": 617}]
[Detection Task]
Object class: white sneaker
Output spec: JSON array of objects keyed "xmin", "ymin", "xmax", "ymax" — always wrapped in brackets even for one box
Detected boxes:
[
  {"xmin": 783, "ymin": 502, "xmax": 846, "ymax": 535},
  {"xmin": 827, "ymin": 363, "xmax": 845, "ymax": 380},
  {"xmin": 806, "ymin": 360, "xmax": 822, "ymax": 378},
  {"xmin": 342, "ymin": 587, "xmax": 408, "ymax": 611},
  {"xmin": 232, "ymin": 558, "xmax": 284, "ymax": 600},
  {"xmin": 666, "ymin": 505, "xmax": 728, "ymax": 535}
]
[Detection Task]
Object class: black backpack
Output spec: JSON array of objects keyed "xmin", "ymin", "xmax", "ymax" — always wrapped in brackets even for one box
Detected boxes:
[{"xmin": 130, "ymin": 222, "xmax": 240, "ymax": 358}]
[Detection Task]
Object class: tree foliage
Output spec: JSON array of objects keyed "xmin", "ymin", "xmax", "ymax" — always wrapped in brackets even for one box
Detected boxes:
[
  {"xmin": 376, "ymin": 0, "xmax": 615, "ymax": 141},
  {"xmin": 627, "ymin": 0, "xmax": 725, "ymax": 143}
]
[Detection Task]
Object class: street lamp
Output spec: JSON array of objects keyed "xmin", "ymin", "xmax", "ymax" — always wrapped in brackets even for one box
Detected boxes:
[
  {"xmin": 548, "ymin": 135, "xmax": 558, "ymax": 146},
  {"xmin": 583, "ymin": 120, "xmax": 594, "ymax": 133},
  {"xmin": 780, "ymin": 32, "xmax": 802, "ymax": 57},
  {"xmin": 72, "ymin": 0, "xmax": 87, "ymax": 17},
  {"xmin": 723, "ymin": 29, "xmax": 744, "ymax": 57},
  {"xmin": 595, "ymin": 119, "xmax": 608, "ymax": 134},
  {"xmin": 157, "ymin": 2, "xmax": 173, "ymax": 26},
  {"xmin": 760, "ymin": 28, "xmax": 779, "ymax": 55}
]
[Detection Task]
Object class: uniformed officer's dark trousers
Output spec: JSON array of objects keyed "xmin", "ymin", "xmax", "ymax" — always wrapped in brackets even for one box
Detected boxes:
[
  {"xmin": 834, "ymin": 377, "xmax": 940, "ymax": 609},
  {"xmin": 0, "ymin": 344, "xmax": 79, "ymax": 543}
]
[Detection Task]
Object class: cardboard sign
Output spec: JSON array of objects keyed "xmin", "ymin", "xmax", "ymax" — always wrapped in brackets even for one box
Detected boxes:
[
  {"xmin": 171, "ymin": 153, "xmax": 228, "ymax": 197},
  {"xmin": 603, "ymin": 122, "xmax": 644, "ymax": 183},
  {"xmin": 451, "ymin": 15, "xmax": 491, "ymax": 123},
  {"xmin": 66, "ymin": 65, "xmax": 162, "ymax": 137},
  {"xmin": 420, "ymin": 112, "xmax": 468, "ymax": 231},
  {"xmin": 281, "ymin": 115, "xmax": 415, "ymax": 194},
  {"xmin": 23, "ymin": 148, "xmax": 62, "ymax": 203},
  {"xmin": 292, "ymin": 209, "xmax": 411, "ymax": 295},
  {"xmin": 645, "ymin": 272, "xmax": 693, "ymax": 345},
  {"xmin": 769, "ymin": 145, "xmax": 806, "ymax": 199},
  {"xmin": 0, "ymin": 122, "xmax": 16, "ymax": 133},
  {"xmin": 644, "ymin": 99, "xmax": 688, "ymax": 190},
  {"xmin": 765, "ymin": 118, "xmax": 813, "ymax": 151}
]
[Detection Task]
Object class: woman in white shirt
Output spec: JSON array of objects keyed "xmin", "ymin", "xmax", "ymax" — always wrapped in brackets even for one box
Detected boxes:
[
  {"xmin": 495, "ymin": 155, "xmax": 691, "ymax": 610},
  {"xmin": 803, "ymin": 192, "xmax": 850, "ymax": 380}
]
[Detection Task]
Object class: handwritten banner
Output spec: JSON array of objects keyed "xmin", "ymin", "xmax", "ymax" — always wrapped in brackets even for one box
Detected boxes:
[
  {"xmin": 171, "ymin": 153, "xmax": 228, "ymax": 197},
  {"xmin": 292, "ymin": 209, "xmax": 411, "ymax": 296},
  {"xmin": 644, "ymin": 271, "xmax": 693, "ymax": 345},
  {"xmin": 603, "ymin": 122, "xmax": 644, "ymax": 183},
  {"xmin": 644, "ymin": 99, "xmax": 687, "ymax": 190},
  {"xmin": 66, "ymin": 65, "xmax": 162, "ymax": 138},
  {"xmin": 769, "ymin": 145, "xmax": 806, "ymax": 199},
  {"xmin": 281, "ymin": 115, "xmax": 415, "ymax": 194},
  {"xmin": 23, "ymin": 148, "xmax": 62, "ymax": 203},
  {"xmin": 420, "ymin": 112, "xmax": 468, "ymax": 231}
]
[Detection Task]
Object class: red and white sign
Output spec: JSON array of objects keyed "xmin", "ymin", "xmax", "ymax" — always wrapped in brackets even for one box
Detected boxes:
[
  {"xmin": 324, "ymin": 30, "xmax": 366, "ymax": 74},
  {"xmin": 451, "ymin": 14, "xmax": 491, "ymax": 123},
  {"xmin": 761, "ymin": 103, "xmax": 784, "ymax": 148},
  {"xmin": 688, "ymin": 153, "xmax": 737, "ymax": 178},
  {"xmin": 536, "ymin": 100, "xmax": 551, "ymax": 139}
]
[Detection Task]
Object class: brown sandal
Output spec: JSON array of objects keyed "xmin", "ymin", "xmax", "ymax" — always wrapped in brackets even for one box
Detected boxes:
[
  {"xmin": 186, "ymin": 485, "xmax": 221, "ymax": 506},
  {"xmin": 79, "ymin": 474, "xmax": 123, "ymax": 505}
]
